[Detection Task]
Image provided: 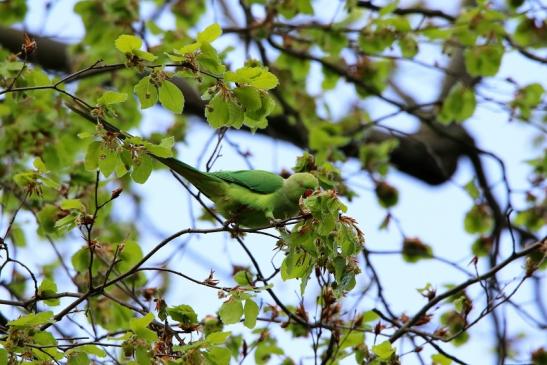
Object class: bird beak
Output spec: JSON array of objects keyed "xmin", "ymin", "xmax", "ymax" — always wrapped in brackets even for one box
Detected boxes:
[{"xmin": 304, "ymin": 188, "xmax": 314, "ymax": 198}]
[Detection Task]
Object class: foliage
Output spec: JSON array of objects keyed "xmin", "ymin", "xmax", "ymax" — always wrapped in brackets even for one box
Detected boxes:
[{"xmin": 0, "ymin": 0, "xmax": 545, "ymax": 364}]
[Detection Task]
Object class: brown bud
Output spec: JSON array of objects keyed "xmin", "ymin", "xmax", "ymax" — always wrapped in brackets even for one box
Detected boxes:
[
  {"xmin": 143, "ymin": 287, "xmax": 156, "ymax": 300},
  {"xmin": 111, "ymin": 187, "xmax": 123, "ymax": 199},
  {"xmin": 21, "ymin": 33, "xmax": 37, "ymax": 58}
]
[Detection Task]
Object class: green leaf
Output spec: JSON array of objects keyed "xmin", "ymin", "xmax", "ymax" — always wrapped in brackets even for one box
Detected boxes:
[
  {"xmin": 38, "ymin": 278, "xmax": 60, "ymax": 306},
  {"xmin": 98, "ymin": 144, "xmax": 119, "ymax": 177},
  {"xmin": 439, "ymin": 83, "xmax": 476, "ymax": 123},
  {"xmin": 399, "ymin": 35, "xmax": 418, "ymax": 58},
  {"xmin": 205, "ymin": 331, "xmax": 231, "ymax": 345},
  {"xmin": 219, "ymin": 298, "xmax": 243, "ymax": 324},
  {"xmin": 225, "ymin": 66, "xmax": 279, "ymax": 90},
  {"xmin": 362, "ymin": 310, "xmax": 380, "ymax": 322},
  {"xmin": 55, "ymin": 213, "xmax": 78, "ymax": 233},
  {"xmin": 132, "ymin": 154, "xmax": 153, "ymax": 184},
  {"xmin": 167, "ymin": 304, "xmax": 198, "ymax": 325},
  {"xmin": 115, "ymin": 34, "xmax": 142, "ymax": 53},
  {"xmin": 85, "ymin": 141, "xmax": 101, "ymax": 171},
  {"xmin": 33, "ymin": 157, "xmax": 47, "ymax": 172},
  {"xmin": 197, "ymin": 43, "xmax": 226, "ymax": 74},
  {"xmin": 227, "ymin": 99, "xmax": 245, "ymax": 128},
  {"xmin": 255, "ymin": 341, "xmax": 284, "ymax": 364},
  {"xmin": 234, "ymin": 86, "xmax": 262, "ymax": 112},
  {"xmin": 244, "ymin": 92, "xmax": 275, "ymax": 129},
  {"xmin": 130, "ymin": 312, "xmax": 154, "ymax": 330},
  {"xmin": 60, "ymin": 199, "xmax": 85, "ymax": 211},
  {"xmin": 358, "ymin": 29, "xmax": 395, "ymax": 54},
  {"xmin": 67, "ymin": 345, "xmax": 107, "ymax": 357},
  {"xmin": 68, "ymin": 352, "xmax": 89, "ymax": 365},
  {"xmin": 129, "ymin": 313, "xmax": 158, "ymax": 343},
  {"xmin": 432, "ymin": 353, "xmax": 453, "ymax": 365},
  {"xmin": 0, "ymin": 349, "xmax": 8, "ymax": 365},
  {"xmin": 97, "ymin": 91, "xmax": 128, "ymax": 105},
  {"xmin": 134, "ymin": 76, "xmax": 159, "ymax": 109},
  {"xmin": 178, "ymin": 42, "xmax": 201, "ymax": 54},
  {"xmin": 134, "ymin": 49, "xmax": 157, "ymax": 61},
  {"xmin": 234, "ymin": 270, "xmax": 253, "ymax": 286},
  {"xmin": 8, "ymin": 311, "xmax": 54, "ymax": 327},
  {"xmin": 464, "ymin": 179, "xmax": 480, "ymax": 200},
  {"xmin": 206, "ymin": 92, "xmax": 230, "ymax": 128},
  {"xmin": 464, "ymin": 205, "xmax": 494, "ymax": 234},
  {"xmin": 37, "ymin": 204, "xmax": 59, "ymax": 234},
  {"xmin": 380, "ymin": 0, "xmax": 400, "ymax": 16},
  {"xmin": 464, "ymin": 44, "xmax": 504, "ymax": 77},
  {"xmin": 159, "ymin": 80, "xmax": 184, "ymax": 113},
  {"xmin": 10, "ymin": 223, "xmax": 26, "ymax": 247},
  {"xmin": 197, "ymin": 23, "xmax": 222, "ymax": 43},
  {"xmin": 205, "ymin": 346, "xmax": 231, "ymax": 365},
  {"xmin": 144, "ymin": 136, "xmax": 174, "ymax": 158},
  {"xmin": 372, "ymin": 340, "xmax": 395, "ymax": 360},
  {"xmin": 518, "ymin": 83, "xmax": 544, "ymax": 106},
  {"xmin": 243, "ymin": 299, "xmax": 259, "ymax": 329},
  {"xmin": 338, "ymin": 330, "xmax": 364, "ymax": 350},
  {"xmin": 512, "ymin": 83, "xmax": 544, "ymax": 119}
]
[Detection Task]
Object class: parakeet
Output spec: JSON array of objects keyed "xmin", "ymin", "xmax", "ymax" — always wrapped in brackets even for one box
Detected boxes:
[
  {"xmin": 68, "ymin": 103, "xmax": 319, "ymax": 227},
  {"xmin": 158, "ymin": 157, "xmax": 319, "ymax": 227}
]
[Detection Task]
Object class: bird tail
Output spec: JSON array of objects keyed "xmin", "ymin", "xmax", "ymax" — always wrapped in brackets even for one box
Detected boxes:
[{"xmin": 155, "ymin": 156, "xmax": 226, "ymax": 200}]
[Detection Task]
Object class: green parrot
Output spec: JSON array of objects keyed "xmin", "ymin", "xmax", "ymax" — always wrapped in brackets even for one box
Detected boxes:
[
  {"xmin": 159, "ymin": 157, "xmax": 318, "ymax": 227},
  {"xmin": 69, "ymin": 103, "xmax": 319, "ymax": 228}
]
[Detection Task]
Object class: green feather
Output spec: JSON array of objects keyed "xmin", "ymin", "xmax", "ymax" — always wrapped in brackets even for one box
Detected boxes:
[{"xmin": 210, "ymin": 170, "xmax": 284, "ymax": 194}]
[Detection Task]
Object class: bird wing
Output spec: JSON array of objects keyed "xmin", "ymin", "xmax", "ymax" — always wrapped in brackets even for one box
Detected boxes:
[{"xmin": 210, "ymin": 170, "xmax": 284, "ymax": 194}]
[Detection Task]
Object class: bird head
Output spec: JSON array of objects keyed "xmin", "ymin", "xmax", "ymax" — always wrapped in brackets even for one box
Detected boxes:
[{"xmin": 284, "ymin": 172, "xmax": 319, "ymax": 202}]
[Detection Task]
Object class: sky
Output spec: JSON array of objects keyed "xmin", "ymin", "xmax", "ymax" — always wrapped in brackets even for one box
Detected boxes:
[{"xmin": 4, "ymin": 0, "xmax": 546, "ymax": 364}]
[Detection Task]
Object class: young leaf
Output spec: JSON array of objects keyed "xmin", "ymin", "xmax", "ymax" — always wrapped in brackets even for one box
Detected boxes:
[
  {"xmin": 464, "ymin": 44, "xmax": 504, "ymax": 77},
  {"xmin": 439, "ymin": 83, "xmax": 476, "ymax": 123},
  {"xmin": 206, "ymin": 92, "xmax": 230, "ymax": 128},
  {"xmin": 219, "ymin": 298, "xmax": 243, "ymax": 324},
  {"xmin": 159, "ymin": 80, "xmax": 184, "ymax": 113},
  {"xmin": 97, "ymin": 91, "xmax": 128, "ymax": 105},
  {"xmin": 33, "ymin": 157, "xmax": 47, "ymax": 172},
  {"xmin": 134, "ymin": 76, "xmax": 159, "ymax": 109},
  {"xmin": 243, "ymin": 299, "xmax": 259, "ymax": 329},
  {"xmin": 133, "ymin": 49, "xmax": 157, "ymax": 61},
  {"xmin": 132, "ymin": 154, "xmax": 153, "ymax": 184},
  {"xmin": 167, "ymin": 304, "xmax": 198, "ymax": 325},
  {"xmin": 8, "ymin": 311, "xmax": 54, "ymax": 327},
  {"xmin": 60, "ymin": 199, "xmax": 85, "ymax": 211},
  {"xmin": 197, "ymin": 23, "xmax": 222, "ymax": 43},
  {"xmin": 85, "ymin": 141, "xmax": 101, "ymax": 170},
  {"xmin": 205, "ymin": 331, "xmax": 231, "ymax": 345},
  {"xmin": 432, "ymin": 353, "xmax": 453, "ymax": 365},
  {"xmin": 399, "ymin": 34, "xmax": 418, "ymax": 58},
  {"xmin": 225, "ymin": 66, "xmax": 279, "ymax": 90},
  {"xmin": 372, "ymin": 340, "xmax": 395, "ymax": 360},
  {"xmin": 114, "ymin": 34, "xmax": 142, "ymax": 53},
  {"xmin": 98, "ymin": 145, "xmax": 119, "ymax": 177},
  {"xmin": 234, "ymin": 86, "xmax": 262, "ymax": 112},
  {"xmin": 38, "ymin": 278, "xmax": 60, "ymax": 306}
]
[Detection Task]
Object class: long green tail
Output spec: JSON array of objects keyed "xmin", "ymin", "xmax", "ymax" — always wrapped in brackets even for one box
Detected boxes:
[{"xmin": 154, "ymin": 156, "xmax": 226, "ymax": 199}]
